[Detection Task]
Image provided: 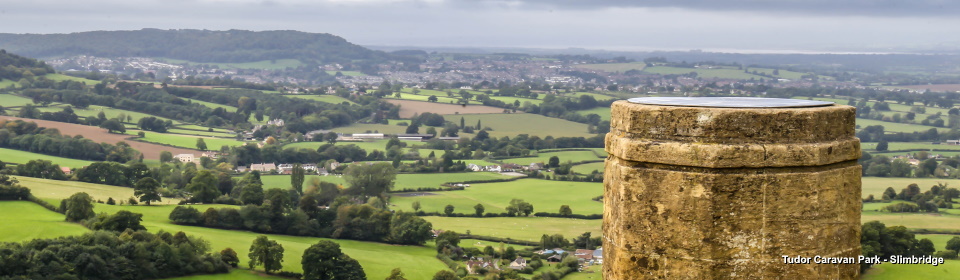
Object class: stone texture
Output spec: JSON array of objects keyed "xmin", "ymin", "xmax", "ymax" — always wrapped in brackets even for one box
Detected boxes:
[{"xmin": 603, "ymin": 100, "xmax": 861, "ymax": 279}]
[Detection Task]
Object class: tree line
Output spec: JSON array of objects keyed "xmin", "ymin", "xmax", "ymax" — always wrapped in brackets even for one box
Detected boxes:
[{"xmin": 0, "ymin": 119, "xmax": 140, "ymax": 162}]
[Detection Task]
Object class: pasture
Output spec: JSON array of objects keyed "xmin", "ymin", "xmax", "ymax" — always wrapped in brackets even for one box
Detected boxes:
[
  {"xmin": 575, "ymin": 107, "xmax": 612, "ymax": 121},
  {"xmin": 0, "ymin": 201, "xmax": 89, "ymax": 243},
  {"xmin": 383, "ymin": 99, "xmax": 505, "ymax": 118},
  {"xmin": 390, "ymin": 179, "xmax": 603, "ymax": 215},
  {"xmin": 45, "ymin": 73, "xmax": 101, "ymax": 85},
  {"xmin": 861, "ymin": 177, "xmax": 960, "ymax": 200},
  {"xmin": 0, "ymin": 147, "xmax": 95, "ymax": 168},
  {"xmin": 423, "ymin": 216, "xmax": 601, "ymax": 242},
  {"xmin": 571, "ymin": 162, "xmax": 606, "ymax": 174},
  {"xmin": 642, "ymin": 66, "xmax": 765, "ymax": 80},
  {"xmin": 37, "ymin": 104, "xmax": 180, "ymax": 124},
  {"xmin": 331, "ymin": 123, "xmax": 407, "ymax": 134},
  {"xmin": 258, "ymin": 172, "xmax": 513, "ymax": 191},
  {"xmin": 325, "ymin": 70, "xmax": 365, "ymax": 76},
  {"xmin": 862, "ymin": 142, "xmax": 960, "ymax": 151},
  {"xmin": 182, "ymin": 98, "xmax": 238, "ymax": 112},
  {"xmin": 500, "ymin": 150, "xmax": 603, "ymax": 165},
  {"xmin": 577, "ymin": 62, "xmax": 647, "ymax": 73},
  {"xmin": 138, "ymin": 132, "xmax": 247, "ymax": 149},
  {"xmin": 287, "ymin": 94, "xmax": 356, "ymax": 105},
  {"xmin": 0, "ymin": 93, "xmax": 35, "ymax": 107},
  {"xmin": 166, "ymin": 128, "xmax": 237, "ymax": 137},
  {"xmin": 441, "ymin": 113, "xmax": 595, "ymax": 138},
  {"xmin": 862, "ymin": 260, "xmax": 960, "ymax": 280},
  {"xmin": 14, "ymin": 176, "xmax": 167, "ymax": 203},
  {"xmin": 855, "ymin": 118, "xmax": 946, "ymax": 133}
]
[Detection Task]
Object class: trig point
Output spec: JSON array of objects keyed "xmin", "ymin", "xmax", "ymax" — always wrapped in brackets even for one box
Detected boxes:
[{"xmin": 603, "ymin": 97, "xmax": 861, "ymax": 279}]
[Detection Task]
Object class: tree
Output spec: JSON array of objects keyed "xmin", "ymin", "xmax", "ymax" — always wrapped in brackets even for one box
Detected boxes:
[
  {"xmin": 388, "ymin": 211, "xmax": 433, "ymax": 245},
  {"xmin": 291, "ymin": 163, "xmax": 305, "ymax": 194},
  {"xmin": 444, "ymin": 204, "xmax": 455, "ymax": 216},
  {"xmin": 196, "ymin": 138, "xmax": 208, "ymax": 150},
  {"xmin": 432, "ymin": 270, "xmax": 459, "ymax": 280},
  {"xmin": 90, "ymin": 210, "xmax": 146, "ymax": 231},
  {"xmin": 412, "ymin": 200, "xmax": 422, "ymax": 212},
  {"xmin": 474, "ymin": 203, "xmax": 485, "ymax": 217},
  {"xmin": 99, "ymin": 119, "xmax": 126, "ymax": 134},
  {"xmin": 559, "ymin": 205, "xmax": 572, "ymax": 217},
  {"xmin": 506, "ymin": 199, "xmax": 534, "ymax": 216},
  {"xmin": 947, "ymin": 236, "xmax": 960, "ymax": 252},
  {"xmin": 65, "ymin": 192, "xmax": 95, "ymax": 222},
  {"xmin": 240, "ymin": 179, "xmax": 265, "ymax": 205},
  {"xmin": 386, "ymin": 268, "xmax": 408, "ymax": 280},
  {"xmin": 326, "ymin": 132, "xmax": 339, "ymax": 144},
  {"xmin": 221, "ymin": 248, "xmax": 240, "ymax": 268},
  {"xmin": 249, "ymin": 235, "xmax": 284, "ymax": 273},
  {"xmin": 435, "ymin": 230, "xmax": 461, "ymax": 253},
  {"xmin": 187, "ymin": 170, "xmax": 221, "ymax": 203},
  {"xmin": 344, "ymin": 162, "xmax": 397, "ymax": 197},
  {"xmin": 302, "ymin": 240, "xmax": 366, "ymax": 280},
  {"xmin": 160, "ymin": 151, "xmax": 173, "ymax": 163},
  {"xmin": 460, "ymin": 117, "xmax": 465, "ymax": 128},
  {"xmin": 876, "ymin": 141, "xmax": 888, "ymax": 152},
  {"xmin": 428, "ymin": 95, "xmax": 438, "ymax": 102},
  {"xmin": 548, "ymin": 156, "xmax": 560, "ymax": 168},
  {"xmin": 134, "ymin": 177, "xmax": 162, "ymax": 205}
]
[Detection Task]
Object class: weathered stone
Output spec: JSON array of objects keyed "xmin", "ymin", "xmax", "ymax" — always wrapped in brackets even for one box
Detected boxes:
[{"xmin": 603, "ymin": 100, "xmax": 861, "ymax": 279}]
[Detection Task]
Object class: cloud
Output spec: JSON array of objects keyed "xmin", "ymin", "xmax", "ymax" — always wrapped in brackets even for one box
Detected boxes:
[{"xmin": 470, "ymin": 0, "xmax": 960, "ymax": 17}]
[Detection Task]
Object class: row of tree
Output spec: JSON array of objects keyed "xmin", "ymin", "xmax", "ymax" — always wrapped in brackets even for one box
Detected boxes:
[{"xmin": 0, "ymin": 119, "xmax": 140, "ymax": 162}]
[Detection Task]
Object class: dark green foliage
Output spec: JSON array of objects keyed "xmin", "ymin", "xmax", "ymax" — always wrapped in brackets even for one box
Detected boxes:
[
  {"xmin": 559, "ymin": 205, "xmax": 572, "ymax": 217},
  {"xmin": 187, "ymin": 170, "xmax": 221, "ymax": 203},
  {"xmin": 221, "ymin": 248, "xmax": 240, "ymax": 268},
  {"xmin": 343, "ymin": 162, "xmax": 396, "ymax": 197},
  {"xmin": 15, "ymin": 159, "xmax": 65, "ymax": 180},
  {"xmin": 0, "ymin": 174, "xmax": 30, "ymax": 200},
  {"xmin": 506, "ymin": 199, "xmax": 534, "ymax": 217},
  {"xmin": 86, "ymin": 210, "xmax": 146, "ymax": 232},
  {"xmin": 387, "ymin": 211, "xmax": 433, "ymax": 245},
  {"xmin": 291, "ymin": 163, "xmax": 305, "ymax": 194},
  {"xmin": 137, "ymin": 116, "xmax": 170, "ymax": 133},
  {"xmin": 64, "ymin": 192, "xmax": 95, "ymax": 222},
  {"xmin": 169, "ymin": 206, "xmax": 202, "ymax": 224},
  {"xmin": 431, "ymin": 270, "xmax": 459, "ymax": 280},
  {"xmin": 0, "ymin": 49, "xmax": 55, "ymax": 81},
  {"xmin": 861, "ymin": 221, "xmax": 937, "ymax": 271},
  {"xmin": 474, "ymin": 203, "xmax": 484, "ymax": 217},
  {"xmin": 249, "ymin": 235, "xmax": 284, "ymax": 273},
  {"xmin": 0, "ymin": 120, "xmax": 141, "ymax": 162},
  {"xmin": 134, "ymin": 177, "xmax": 162, "ymax": 205},
  {"xmin": 0, "ymin": 230, "xmax": 228, "ymax": 279},
  {"xmin": 302, "ymin": 240, "xmax": 367, "ymax": 280}
]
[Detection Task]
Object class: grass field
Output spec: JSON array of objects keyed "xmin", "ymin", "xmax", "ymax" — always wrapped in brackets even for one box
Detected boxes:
[
  {"xmin": 577, "ymin": 62, "xmax": 647, "ymax": 73},
  {"xmin": 862, "ymin": 260, "xmax": 960, "ymax": 280},
  {"xmin": 863, "ymin": 142, "xmax": 960, "ymax": 151},
  {"xmin": 258, "ymin": 172, "xmax": 513, "ymax": 191},
  {"xmin": 45, "ymin": 73, "xmax": 101, "ymax": 85},
  {"xmin": 138, "ymin": 132, "xmax": 247, "ymax": 149},
  {"xmin": 183, "ymin": 98, "xmax": 238, "ymax": 112},
  {"xmin": 168, "ymin": 269, "xmax": 291, "ymax": 280},
  {"xmin": 283, "ymin": 139, "xmax": 423, "ymax": 153},
  {"xmin": 166, "ymin": 128, "xmax": 238, "ymax": 137},
  {"xmin": 0, "ymin": 147, "xmax": 95, "ymax": 168},
  {"xmin": 391, "ymin": 178, "xmax": 602, "ymax": 215},
  {"xmin": 0, "ymin": 201, "xmax": 89, "ymax": 243},
  {"xmin": 0, "ymin": 93, "xmax": 35, "ymax": 107},
  {"xmin": 861, "ymin": 177, "xmax": 960, "ymax": 200},
  {"xmin": 161, "ymin": 58, "xmax": 304, "ymax": 70},
  {"xmin": 442, "ymin": 114, "xmax": 595, "ymax": 138},
  {"xmin": 642, "ymin": 66, "xmax": 766, "ymax": 80},
  {"xmin": 575, "ymin": 107, "xmax": 612, "ymax": 121},
  {"xmin": 384, "ymin": 99, "xmax": 506, "ymax": 118},
  {"xmin": 34, "ymin": 104, "xmax": 181, "ymax": 125},
  {"xmin": 331, "ymin": 123, "xmax": 408, "ymax": 134},
  {"xmin": 423, "ymin": 216, "xmax": 601, "ymax": 242},
  {"xmin": 855, "ymin": 118, "xmax": 947, "ymax": 133},
  {"xmin": 571, "ymin": 162, "xmax": 606, "ymax": 174},
  {"xmin": 501, "ymin": 150, "xmax": 603, "ymax": 165},
  {"xmin": 13, "ymin": 176, "xmax": 165, "ymax": 203},
  {"xmin": 287, "ymin": 94, "xmax": 356, "ymax": 105}
]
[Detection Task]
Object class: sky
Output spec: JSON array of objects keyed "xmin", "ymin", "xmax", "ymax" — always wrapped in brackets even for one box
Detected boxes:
[{"xmin": 1, "ymin": 0, "xmax": 958, "ymax": 53}]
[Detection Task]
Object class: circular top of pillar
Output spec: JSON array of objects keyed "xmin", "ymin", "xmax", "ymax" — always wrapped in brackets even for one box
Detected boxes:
[{"xmin": 627, "ymin": 97, "xmax": 834, "ymax": 108}]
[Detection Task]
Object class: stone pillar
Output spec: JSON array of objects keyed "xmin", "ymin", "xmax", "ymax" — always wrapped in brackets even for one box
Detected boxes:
[{"xmin": 603, "ymin": 97, "xmax": 861, "ymax": 279}]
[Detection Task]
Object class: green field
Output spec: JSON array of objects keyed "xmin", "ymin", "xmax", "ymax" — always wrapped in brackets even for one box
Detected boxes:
[
  {"xmin": 33, "ymin": 104, "xmax": 181, "ymax": 125},
  {"xmin": 14, "ymin": 176, "xmax": 157, "ymax": 203},
  {"xmin": 45, "ymin": 73, "xmax": 101, "ymax": 85},
  {"xmin": 168, "ymin": 269, "xmax": 291, "ymax": 280},
  {"xmin": 423, "ymin": 216, "xmax": 601, "ymax": 242},
  {"xmin": 0, "ymin": 147, "xmax": 95, "ymax": 168},
  {"xmin": 287, "ymin": 94, "xmax": 356, "ymax": 105},
  {"xmin": 183, "ymin": 98, "xmax": 238, "ymax": 112},
  {"xmin": 166, "ymin": 128, "xmax": 238, "ymax": 137},
  {"xmin": 575, "ymin": 107, "xmax": 612, "ymax": 121},
  {"xmin": 855, "ymin": 118, "xmax": 947, "ymax": 133},
  {"xmin": 862, "ymin": 260, "xmax": 960, "ymax": 280},
  {"xmin": 384, "ymin": 92, "xmax": 461, "ymax": 104},
  {"xmin": 501, "ymin": 150, "xmax": 603, "ymax": 165},
  {"xmin": 331, "ymin": 123, "xmax": 408, "ymax": 135},
  {"xmin": 0, "ymin": 93, "xmax": 35, "ymax": 107},
  {"xmin": 442, "ymin": 114, "xmax": 595, "ymax": 138},
  {"xmin": 861, "ymin": 177, "xmax": 960, "ymax": 200},
  {"xmin": 258, "ymin": 172, "xmax": 513, "ymax": 191},
  {"xmin": 863, "ymin": 142, "xmax": 960, "ymax": 151},
  {"xmin": 571, "ymin": 162, "xmax": 606, "ymax": 174},
  {"xmin": 578, "ymin": 62, "xmax": 647, "ymax": 73},
  {"xmin": 391, "ymin": 178, "xmax": 602, "ymax": 215},
  {"xmin": 0, "ymin": 201, "xmax": 89, "ymax": 243},
  {"xmin": 642, "ymin": 66, "xmax": 766, "ymax": 80},
  {"xmin": 283, "ymin": 139, "xmax": 423, "ymax": 153},
  {"xmin": 161, "ymin": 58, "xmax": 304, "ymax": 70},
  {"xmin": 138, "ymin": 132, "xmax": 247, "ymax": 149}
]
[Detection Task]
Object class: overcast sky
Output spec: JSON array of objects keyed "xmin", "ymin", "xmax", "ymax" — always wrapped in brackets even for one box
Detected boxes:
[{"xmin": 1, "ymin": 0, "xmax": 958, "ymax": 53}]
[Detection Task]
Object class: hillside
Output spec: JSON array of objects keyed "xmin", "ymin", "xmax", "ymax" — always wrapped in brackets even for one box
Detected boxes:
[
  {"xmin": 0, "ymin": 49, "xmax": 55, "ymax": 81},
  {"xmin": 0, "ymin": 29, "xmax": 396, "ymax": 63}
]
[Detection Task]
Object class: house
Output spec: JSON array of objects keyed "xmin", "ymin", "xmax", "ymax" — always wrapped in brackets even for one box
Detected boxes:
[
  {"xmin": 60, "ymin": 167, "xmax": 72, "ymax": 175},
  {"xmin": 200, "ymin": 151, "xmax": 219, "ymax": 159},
  {"xmin": 546, "ymin": 254, "xmax": 564, "ymax": 262},
  {"xmin": 328, "ymin": 161, "xmax": 341, "ymax": 171},
  {"xmin": 278, "ymin": 164, "xmax": 294, "ymax": 174},
  {"xmin": 527, "ymin": 162, "xmax": 544, "ymax": 171},
  {"xmin": 593, "ymin": 247, "xmax": 603, "ymax": 264},
  {"xmin": 267, "ymin": 119, "xmax": 285, "ymax": 127},
  {"xmin": 485, "ymin": 165, "xmax": 501, "ymax": 172},
  {"xmin": 235, "ymin": 166, "xmax": 249, "ymax": 173},
  {"xmin": 574, "ymin": 249, "xmax": 595, "ymax": 261},
  {"xmin": 508, "ymin": 257, "xmax": 527, "ymax": 270},
  {"xmin": 250, "ymin": 163, "xmax": 278, "ymax": 172},
  {"xmin": 465, "ymin": 259, "xmax": 499, "ymax": 274},
  {"xmin": 501, "ymin": 163, "xmax": 522, "ymax": 172},
  {"xmin": 174, "ymin": 153, "xmax": 195, "ymax": 163},
  {"xmin": 302, "ymin": 164, "xmax": 318, "ymax": 171},
  {"xmin": 316, "ymin": 167, "xmax": 329, "ymax": 175},
  {"xmin": 467, "ymin": 164, "xmax": 483, "ymax": 172},
  {"xmin": 947, "ymin": 140, "xmax": 960, "ymax": 145}
]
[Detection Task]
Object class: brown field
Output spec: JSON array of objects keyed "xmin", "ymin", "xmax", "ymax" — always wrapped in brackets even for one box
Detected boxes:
[
  {"xmin": 897, "ymin": 84, "xmax": 960, "ymax": 92},
  {"xmin": 0, "ymin": 116, "xmax": 198, "ymax": 160},
  {"xmin": 384, "ymin": 99, "xmax": 507, "ymax": 118}
]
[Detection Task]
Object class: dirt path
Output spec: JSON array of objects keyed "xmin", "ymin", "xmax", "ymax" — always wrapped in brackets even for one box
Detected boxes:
[{"xmin": 0, "ymin": 116, "xmax": 199, "ymax": 160}]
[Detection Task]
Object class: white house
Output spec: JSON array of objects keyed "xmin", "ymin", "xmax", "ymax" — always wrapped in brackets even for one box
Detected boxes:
[{"xmin": 174, "ymin": 153, "xmax": 195, "ymax": 163}]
